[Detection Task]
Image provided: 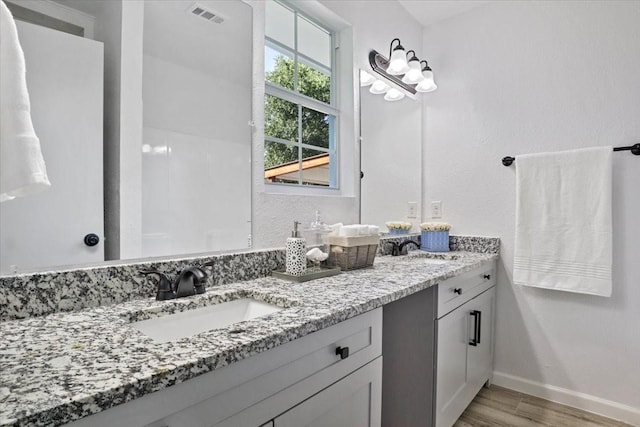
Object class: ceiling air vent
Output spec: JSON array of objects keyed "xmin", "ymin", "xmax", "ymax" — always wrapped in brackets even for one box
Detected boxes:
[{"xmin": 186, "ymin": 3, "xmax": 227, "ymax": 24}]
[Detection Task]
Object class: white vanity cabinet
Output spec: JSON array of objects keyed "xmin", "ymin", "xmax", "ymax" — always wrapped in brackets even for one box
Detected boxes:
[
  {"xmin": 380, "ymin": 261, "xmax": 496, "ymax": 427},
  {"xmin": 435, "ymin": 263, "xmax": 496, "ymax": 427},
  {"xmin": 66, "ymin": 308, "xmax": 382, "ymax": 427}
]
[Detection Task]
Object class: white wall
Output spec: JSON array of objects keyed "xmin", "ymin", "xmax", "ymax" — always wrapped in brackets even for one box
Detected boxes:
[
  {"xmin": 250, "ymin": 0, "xmax": 424, "ymax": 248},
  {"xmin": 422, "ymin": 1, "xmax": 640, "ymax": 422}
]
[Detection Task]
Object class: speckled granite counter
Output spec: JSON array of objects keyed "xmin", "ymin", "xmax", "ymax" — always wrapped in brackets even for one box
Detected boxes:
[{"xmin": 0, "ymin": 250, "xmax": 498, "ymax": 427}]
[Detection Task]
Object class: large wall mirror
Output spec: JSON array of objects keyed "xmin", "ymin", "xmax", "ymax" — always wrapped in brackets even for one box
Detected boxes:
[
  {"xmin": 0, "ymin": 0, "xmax": 252, "ymax": 274},
  {"xmin": 359, "ymin": 70, "xmax": 422, "ymax": 232}
]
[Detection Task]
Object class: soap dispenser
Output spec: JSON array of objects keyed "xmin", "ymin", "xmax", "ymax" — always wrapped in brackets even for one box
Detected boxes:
[{"xmin": 286, "ymin": 221, "xmax": 307, "ymax": 276}]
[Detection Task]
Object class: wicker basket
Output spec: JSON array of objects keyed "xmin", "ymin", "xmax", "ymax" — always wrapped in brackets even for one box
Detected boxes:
[{"xmin": 326, "ymin": 235, "xmax": 379, "ymax": 270}]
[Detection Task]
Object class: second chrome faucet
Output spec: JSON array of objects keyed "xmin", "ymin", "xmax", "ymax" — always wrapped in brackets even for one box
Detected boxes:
[{"xmin": 387, "ymin": 239, "xmax": 420, "ymax": 256}]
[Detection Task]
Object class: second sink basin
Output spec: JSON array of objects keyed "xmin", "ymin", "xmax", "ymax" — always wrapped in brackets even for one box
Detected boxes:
[
  {"xmin": 409, "ymin": 258, "xmax": 449, "ymax": 264},
  {"xmin": 130, "ymin": 298, "xmax": 284, "ymax": 343},
  {"xmin": 405, "ymin": 251, "xmax": 459, "ymax": 264}
]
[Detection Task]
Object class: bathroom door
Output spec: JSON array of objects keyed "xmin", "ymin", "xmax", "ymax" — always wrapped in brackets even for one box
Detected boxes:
[{"xmin": 0, "ymin": 21, "xmax": 104, "ymax": 273}]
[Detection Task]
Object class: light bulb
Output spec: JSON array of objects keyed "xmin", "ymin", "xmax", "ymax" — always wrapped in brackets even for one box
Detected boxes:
[
  {"xmin": 416, "ymin": 69, "xmax": 437, "ymax": 93},
  {"xmin": 387, "ymin": 48, "xmax": 409, "ymax": 75},
  {"xmin": 401, "ymin": 59, "xmax": 424, "ymax": 84},
  {"xmin": 369, "ymin": 79, "xmax": 390, "ymax": 94},
  {"xmin": 384, "ymin": 88, "xmax": 405, "ymax": 101},
  {"xmin": 360, "ymin": 70, "xmax": 376, "ymax": 86}
]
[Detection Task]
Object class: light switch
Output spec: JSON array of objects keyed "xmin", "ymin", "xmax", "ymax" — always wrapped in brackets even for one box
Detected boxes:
[
  {"xmin": 408, "ymin": 202, "xmax": 418, "ymax": 218},
  {"xmin": 431, "ymin": 201, "xmax": 442, "ymax": 218}
]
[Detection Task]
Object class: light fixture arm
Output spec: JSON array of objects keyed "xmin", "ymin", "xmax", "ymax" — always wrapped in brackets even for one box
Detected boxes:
[
  {"xmin": 420, "ymin": 60, "xmax": 432, "ymax": 71},
  {"xmin": 388, "ymin": 38, "xmax": 403, "ymax": 59},
  {"xmin": 406, "ymin": 50, "xmax": 419, "ymax": 62}
]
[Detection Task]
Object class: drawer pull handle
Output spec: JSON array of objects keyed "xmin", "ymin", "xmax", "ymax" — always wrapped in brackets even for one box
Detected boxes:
[
  {"xmin": 483, "ymin": 274, "xmax": 491, "ymax": 280},
  {"xmin": 335, "ymin": 346, "xmax": 350, "ymax": 360},
  {"xmin": 469, "ymin": 310, "xmax": 482, "ymax": 346},
  {"xmin": 453, "ymin": 288, "xmax": 462, "ymax": 295}
]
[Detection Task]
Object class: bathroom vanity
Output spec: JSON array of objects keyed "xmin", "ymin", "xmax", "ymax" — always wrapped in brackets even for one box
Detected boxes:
[
  {"xmin": 381, "ymin": 261, "xmax": 496, "ymax": 427},
  {"xmin": 0, "ymin": 238, "xmax": 499, "ymax": 427}
]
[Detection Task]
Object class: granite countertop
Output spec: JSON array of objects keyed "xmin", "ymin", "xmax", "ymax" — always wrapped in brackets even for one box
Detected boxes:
[{"xmin": 0, "ymin": 251, "xmax": 498, "ymax": 426}]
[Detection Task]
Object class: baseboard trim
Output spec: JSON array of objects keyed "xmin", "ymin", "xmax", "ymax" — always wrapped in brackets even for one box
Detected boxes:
[{"xmin": 492, "ymin": 371, "xmax": 640, "ymax": 426}]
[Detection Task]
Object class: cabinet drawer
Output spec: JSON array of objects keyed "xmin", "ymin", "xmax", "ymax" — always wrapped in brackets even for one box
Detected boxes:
[
  {"xmin": 437, "ymin": 262, "xmax": 495, "ymax": 318},
  {"xmin": 66, "ymin": 308, "xmax": 382, "ymax": 427},
  {"xmin": 148, "ymin": 308, "xmax": 382, "ymax": 427}
]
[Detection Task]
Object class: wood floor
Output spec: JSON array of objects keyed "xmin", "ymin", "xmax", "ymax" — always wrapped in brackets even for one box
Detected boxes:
[{"xmin": 454, "ymin": 386, "xmax": 634, "ymax": 427}]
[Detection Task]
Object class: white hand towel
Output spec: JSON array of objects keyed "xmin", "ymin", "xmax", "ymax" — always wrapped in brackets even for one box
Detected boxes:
[
  {"xmin": 513, "ymin": 146, "xmax": 612, "ymax": 296},
  {"xmin": 339, "ymin": 225, "xmax": 359, "ymax": 237},
  {"xmin": 0, "ymin": 1, "xmax": 50, "ymax": 202}
]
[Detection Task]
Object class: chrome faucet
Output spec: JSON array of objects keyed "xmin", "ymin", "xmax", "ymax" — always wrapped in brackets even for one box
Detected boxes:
[
  {"xmin": 398, "ymin": 239, "xmax": 420, "ymax": 252},
  {"xmin": 387, "ymin": 239, "xmax": 420, "ymax": 256},
  {"xmin": 141, "ymin": 266, "xmax": 208, "ymax": 301}
]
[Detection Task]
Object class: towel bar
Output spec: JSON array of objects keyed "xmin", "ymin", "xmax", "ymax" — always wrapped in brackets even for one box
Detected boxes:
[{"xmin": 502, "ymin": 143, "xmax": 640, "ymax": 166}]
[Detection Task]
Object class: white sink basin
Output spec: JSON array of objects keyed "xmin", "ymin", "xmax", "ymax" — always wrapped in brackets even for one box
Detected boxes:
[
  {"xmin": 130, "ymin": 298, "xmax": 284, "ymax": 343},
  {"xmin": 409, "ymin": 258, "xmax": 448, "ymax": 264}
]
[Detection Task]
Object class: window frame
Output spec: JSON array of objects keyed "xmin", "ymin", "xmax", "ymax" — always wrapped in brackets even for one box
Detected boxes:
[{"xmin": 264, "ymin": 0, "xmax": 339, "ymax": 189}]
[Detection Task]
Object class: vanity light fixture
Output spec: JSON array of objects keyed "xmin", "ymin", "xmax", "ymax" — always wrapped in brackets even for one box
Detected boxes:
[{"xmin": 368, "ymin": 38, "xmax": 438, "ymax": 101}]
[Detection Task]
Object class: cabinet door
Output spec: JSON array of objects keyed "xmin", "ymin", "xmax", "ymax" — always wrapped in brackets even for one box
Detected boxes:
[
  {"xmin": 274, "ymin": 357, "xmax": 382, "ymax": 427},
  {"xmin": 435, "ymin": 287, "xmax": 495, "ymax": 427},
  {"xmin": 467, "ymin": 287, "xmax": 495, "ymax": 392},
  {"xmin": 435, "ymin": 301, "xmax": 471, "ymax": 427},
  {"xmin": 1, "ymin": 21, "xmax": 104, "ymax": 273}
]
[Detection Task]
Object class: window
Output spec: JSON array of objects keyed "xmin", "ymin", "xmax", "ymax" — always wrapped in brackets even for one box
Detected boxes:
[{"xmin": 264, "ymin": 0, "xmax": 337, "ymax": 188}]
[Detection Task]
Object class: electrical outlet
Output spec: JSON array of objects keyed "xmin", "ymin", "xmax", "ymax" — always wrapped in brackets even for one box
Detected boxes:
[
  {"xmin": 407, "ymin": 202, "xmax": 418, "ymax": 218},
  {"xmin": 431, "ymin": 201, "xmax": 442, "ymax": 219}
]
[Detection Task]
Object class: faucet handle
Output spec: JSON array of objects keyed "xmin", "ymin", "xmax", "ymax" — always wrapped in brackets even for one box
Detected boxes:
[
  {"xmin": 140, "ymin": 269, "xmax": 176, "ymax": 301},
  {"xmin": 187, "ymin": 266, "xmax": 208, "ymax": 294},
  {"xmin": 199, "ymin": 261, "xmax": 216, "ymax": 290}
]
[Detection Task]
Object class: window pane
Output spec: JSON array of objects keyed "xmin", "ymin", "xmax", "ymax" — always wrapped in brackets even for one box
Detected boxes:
[
  {"xmin": 302, "ymin": 107, "xmax": 332, "ymax": 149},
  {"xmin": 265, "ymin": 1, "xmax": 294, "ymax": 50},
  {"xmin": 265, "ymin": 95, "xmax": 298, "ymax": 142},
  {"xmin": 264, "ymin": 140, "xmax": 299, "ymax": 184},
  {"xmin": 301, "ymin": 148, "xmax": 330, "ymax": 187},
  {"xmin": 264, "ymin": 2, "xmax": 337, "ymax": 189},
  {"xmin": 298, "ymin": 62, "xmax": 330, "ymax": 103},
  {"xmin": 298, "ymin": 16, "xmax": 331, "ymax": 68},
  {"xmin": 265, "ymin": 45, "xmax": 295, "ymax": 91}
]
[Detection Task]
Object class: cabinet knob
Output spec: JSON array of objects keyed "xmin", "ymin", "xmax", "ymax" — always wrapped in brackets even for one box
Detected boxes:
[
  {"xmin": 453, "ymin": 288, "xmax": 462, "ymax": 295},
  {"xmin": 335, "ymin": 346, "xmax": 350, "ymax": 360},
  {"xmin": 84, "ymin": 233, "xmax": 100, "ymax": 247},
  {"xmin": 483, "ymin": 274, "xmax": 491, "ymax": 280}
]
